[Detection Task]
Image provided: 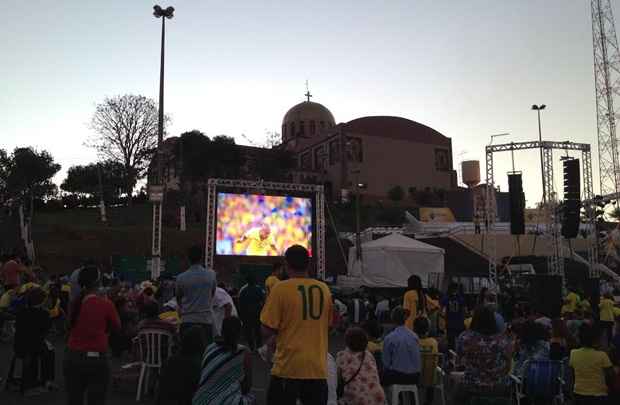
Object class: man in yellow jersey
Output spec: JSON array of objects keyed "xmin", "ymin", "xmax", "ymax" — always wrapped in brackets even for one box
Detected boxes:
[
  {"xmin": 261, "ymin": 245, "xmax": 333, "ymax": 405},
  {"xmin": 565, "ymin": 288, "xmax": 581, "ymax": 313},
  {"xmin": 236, "ymin": 223, "xmax": 278, "ymax": 256},
  {"xmin": 599, "ymin": 293, "xmax": 616, "ymax": 344},
  {"xmin": 265, "ymin": 263, "xmax": 282, "ymax": 296}
]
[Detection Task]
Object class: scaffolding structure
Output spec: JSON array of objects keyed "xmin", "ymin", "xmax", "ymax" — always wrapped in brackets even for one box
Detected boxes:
[
  {"xmin": 592, "ymin": 0, "xmax": 620, "ymax": 196},
  {"xmin": 204, "ymin": 178, "xmax": 327, "ymax": 279},
  {"xmin": 484, "ymin": 141, "xmax": 596, "ymax": 290}
]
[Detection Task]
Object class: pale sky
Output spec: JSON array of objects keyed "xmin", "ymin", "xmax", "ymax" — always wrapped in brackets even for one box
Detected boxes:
[{"xmin": 1, "ymin": 1, "xmax": 616, "ymax": 206}]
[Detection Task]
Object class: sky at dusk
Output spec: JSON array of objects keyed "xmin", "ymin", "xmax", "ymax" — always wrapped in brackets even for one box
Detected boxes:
[{"xmin": 2, "ymin": 1, "xmax": 617, "ymax": 207}]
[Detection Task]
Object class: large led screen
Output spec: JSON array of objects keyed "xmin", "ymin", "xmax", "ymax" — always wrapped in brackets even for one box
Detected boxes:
[{"xmin": 216, "ymin": 192, "xmax": 313, "ymax": 256}]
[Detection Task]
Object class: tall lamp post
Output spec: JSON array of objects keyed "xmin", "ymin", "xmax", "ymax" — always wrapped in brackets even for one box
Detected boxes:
[
  {"xmin": 150, "ymin": 5, "xmax": 174, "ymax": 279},
  {"xmin": 532, "ymin": 104, "xmax": 547, "ymax": 203}
]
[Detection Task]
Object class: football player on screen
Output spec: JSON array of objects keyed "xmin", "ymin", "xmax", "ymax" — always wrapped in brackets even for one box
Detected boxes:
[{"xmin": 236, "ymin": 223, "xmax": 278, "ymax": 256}]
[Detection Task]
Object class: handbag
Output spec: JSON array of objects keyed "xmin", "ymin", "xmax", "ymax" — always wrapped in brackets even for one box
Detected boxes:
[{"xmin": 337, "ymin": 351, "xmax": 366, "ymax": 399}]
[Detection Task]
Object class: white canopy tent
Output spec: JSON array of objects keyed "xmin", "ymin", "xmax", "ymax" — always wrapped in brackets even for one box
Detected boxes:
[{"xmin": 347, "ymin": 233, "xmax": 445, "ymax": 288}]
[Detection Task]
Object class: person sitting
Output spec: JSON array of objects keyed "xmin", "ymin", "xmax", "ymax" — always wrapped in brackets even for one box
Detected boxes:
[
  {"xmin": 363, "ymin": 319, "xmax": 384, "ymax": 353},
  {"xmin": 382, "ymin": 306, "xmax": 421, "ymax": 386},
  {"xmin": 138, "ymin": 301, "xmax": 177, "ymax": 335},
  {"xmin": 414, "ymin": 317, "xmax": 439, "ymax": 405},
  {"xmin": 569, "ymin": 323, "xmax": 614, "ymax": 404},
  {"xmin": 192, "ymin": 317, "xmax": 254, "ymax": 405},
  {"xmin": 513, "ymin": 320, "xmax": 550, "ymax": 378},
  {"xmin": 454, "ymin": 306, "xmax": 514, "ymax": 402},
  {"xmin": 158, "ymin": 326, "xmax": 206, "ymax": 405},
  {"xmin": 336, "ymin": 327, "xmax": 385, "ymax": 405},
  {"xmin": 14, "ymin": 287, "xmax": 57, "ymax": 394},
  {"xmin": 159, "ymin": 298, "xmax": 180, "ymax": 324}
]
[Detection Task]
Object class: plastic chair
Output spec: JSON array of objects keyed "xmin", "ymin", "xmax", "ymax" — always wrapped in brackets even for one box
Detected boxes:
[
  {"xmin": 389, "ymin": 384, "xmax": 419, "ymax": 405},
  {"xmin": 510, "ymin": 360, "xmax": 565, "ymax": 405},
  {"xmin": 135, "ymin": 329, "xmax": 174, "ymax": 401}
]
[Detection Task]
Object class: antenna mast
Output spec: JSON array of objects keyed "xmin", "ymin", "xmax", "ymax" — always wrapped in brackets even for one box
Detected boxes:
[{"xmin": 592, "ymin": 0, "xmax": 620, "ymax": 195}]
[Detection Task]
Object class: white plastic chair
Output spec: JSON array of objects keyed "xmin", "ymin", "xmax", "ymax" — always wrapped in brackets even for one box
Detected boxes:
[
  {"xmin": 389, "ymin": 384, "xmax": 419, "ymax": 405},
  {"xmin": 135, "ymin": 329, "xmax": 174, "ymax": 401}
]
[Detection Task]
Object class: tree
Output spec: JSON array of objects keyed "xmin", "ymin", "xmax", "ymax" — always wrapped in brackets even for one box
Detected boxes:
[
  {"xmin": 89, "ymin": 94, "xmax": 169, "ymax": 201},
  {"xmin": 254, "ymin": 148, "xmax": 296, "ymax": 181},
  {"xmin": 387, "ymin": 185, "xmax": 405, "ymax": 202},
  {"xmin": 0, "ymin": 149, "xmax": 9, "ymax": 205},
  {"xmin": 5, "ymin": 147, "xmax": 60, "ymax": 217},
  {"xmin": 61, "ymin": 161, "xmax": 125, "ymax": 203}
]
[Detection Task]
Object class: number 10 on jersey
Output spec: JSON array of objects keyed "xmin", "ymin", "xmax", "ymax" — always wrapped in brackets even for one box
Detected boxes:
[{"xmin": 297, "ymin": 285, "xmax": 324, "ymax": 320}]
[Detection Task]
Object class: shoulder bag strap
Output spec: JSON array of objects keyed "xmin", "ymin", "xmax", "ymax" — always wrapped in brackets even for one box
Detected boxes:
[{"xmin": 343, "ymin": 351, "xmax": 366, "ymax": 388}]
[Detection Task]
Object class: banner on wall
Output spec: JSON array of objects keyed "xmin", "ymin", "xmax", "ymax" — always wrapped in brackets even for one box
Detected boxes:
[{"xmin": 419, "ymin": 207, "xmax": 456, "ymax": 223}]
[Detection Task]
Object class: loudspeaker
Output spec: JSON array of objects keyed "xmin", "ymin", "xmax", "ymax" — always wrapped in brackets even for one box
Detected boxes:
[
  {"xmin": 524, "ymin": 274, "xmax": 563, "ymax": 318},
  {"xmin": 508, "ymin": 173, "xmax": 525, "ymax": 235},
  {"xmin": 562, "ymin": 159, "xmax": 581, "ymax": 239}
]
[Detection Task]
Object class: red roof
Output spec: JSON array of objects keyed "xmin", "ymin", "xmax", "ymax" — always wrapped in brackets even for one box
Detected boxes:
[{"xmin": 343, "ymin": 116, "xmax": 451, "ymax": 147}]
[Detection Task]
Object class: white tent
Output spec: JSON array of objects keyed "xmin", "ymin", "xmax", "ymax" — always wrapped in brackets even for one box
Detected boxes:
[{"xmin": 347, "ymin": 233, "xmax": 445, "ymax": 288}]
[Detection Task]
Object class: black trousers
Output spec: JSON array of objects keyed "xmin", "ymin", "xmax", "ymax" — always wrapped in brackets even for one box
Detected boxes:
[
  {"xmin": 179, "ymin": 322, "xmax": 213, "ymax": 346},
  {"xmin": 63, "ymin": 350, "xmax": 111, "ymax": 405},
  {"xmin": 242, "ymin": 316, "xmax": 262, "ymax": 350},
  {"xmin": 382, "ymin": 369, "xmax": 420, "ymax": 386},
  {"xmin": 266, "ymin": 376, "xmax": 327, "ymax": 405},
  {"xmin": 600, "ymin": 321, "xmax": 614, "ymax": 345}
]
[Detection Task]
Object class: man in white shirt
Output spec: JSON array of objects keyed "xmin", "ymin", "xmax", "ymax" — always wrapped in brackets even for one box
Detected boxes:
[{"xmin": 212, "ymin": 285, "xmax": 237, "ymax": 337}]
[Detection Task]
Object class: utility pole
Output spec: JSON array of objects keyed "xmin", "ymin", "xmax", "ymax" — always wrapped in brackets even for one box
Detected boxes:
[{"xmin": 150, "ymin": 5, "xmax": 174, "ymax": 279}]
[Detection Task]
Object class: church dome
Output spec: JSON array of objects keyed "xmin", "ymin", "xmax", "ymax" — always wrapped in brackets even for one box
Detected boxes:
[{"xmin": 281, "ymin": 100, "xmax": 336, "ymax": 142}]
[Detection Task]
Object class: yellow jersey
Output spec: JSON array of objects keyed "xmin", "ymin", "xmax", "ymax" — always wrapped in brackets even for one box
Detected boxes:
[
  {"xmin": 265, "ymin": 275, "xmax": 280, "ymax": 295},
  {"xmin": 569, "ymin": 347, "xmax": 612, "ymax": 396},
  {"xmin": 243, "ymin": 228, "xmax": 276, "ymax": 256},
  {"xmin": 419, "ymin": 337, "xmax": 439, "ymax": 354},
  {"xmin": 260, "ymin": 278, "xmax": 333, "ymax": 379},
  {"xmin": 403, "ymin": 290, "xmax": 421, "ymax": 330},
  {"xmin": 565, "ymin": 292, "xmax": 580, "ymax": 313},
  {"xmin": 599, "ymin": 298, "xmax": 616, "ymax": 322}
]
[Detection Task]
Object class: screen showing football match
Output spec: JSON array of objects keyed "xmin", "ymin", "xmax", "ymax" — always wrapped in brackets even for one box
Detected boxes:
[{"xmin": 216, "ymin": 192, "xmax": 313, "ymax": 256}]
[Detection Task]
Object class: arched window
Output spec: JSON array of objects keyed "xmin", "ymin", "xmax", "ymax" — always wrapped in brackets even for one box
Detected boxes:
[
  {"xmin": 310, "ymin": 120, "xmax": 316, "ymax": 135},
  {"xmin": 300, "ymin": 121, "xmax": 305, "ymax": 136},
  {"xmin": 290, "ymin": 122, "xmax": 296, "ymax": 136},
  {"xmin": 282, "ymin": 124, "xmax": 286, "ymax": 139},
  {"xmin": 320, "ymin": 121, "xmax": 325, "ymax": 130}
]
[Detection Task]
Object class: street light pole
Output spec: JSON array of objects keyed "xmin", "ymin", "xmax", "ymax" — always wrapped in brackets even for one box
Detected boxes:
[
  {"xmin": 151, "ymin": 5, "xmax": 174, "ymax": 279},
  {"xmin": 532, "ymin": 104, "xmax": 547, "ymax": 203}
]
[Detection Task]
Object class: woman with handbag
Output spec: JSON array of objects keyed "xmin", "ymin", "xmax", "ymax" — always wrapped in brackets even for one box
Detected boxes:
[{"xmin": 336, "ymin": 327, "xmax": 385, "ymax": 405}]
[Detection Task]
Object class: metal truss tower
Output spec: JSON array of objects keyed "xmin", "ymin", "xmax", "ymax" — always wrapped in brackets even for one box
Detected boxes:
[{"xmin": 592, "ymin": 0, "xmax": 620, "ymax": 195}]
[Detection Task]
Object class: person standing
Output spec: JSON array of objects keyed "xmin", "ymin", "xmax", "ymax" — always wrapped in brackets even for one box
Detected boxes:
[
  {"xmin": 64, "ymin": 265, "xmax": 121, "ymax": 405},
  {"xmin": 176, "ymin": 245, "xmax": 216, "ymax": 344},
  {"xmin": 570, "ymin": 323, "xmax": 614, "ymax": 405},
  {"xmin": 265, "ymin": 263, "xmax": 282, "ymax": 296},
  {"xmin": 403, "ymin": 275, "xmax": 426, "ymax": 331},
  {"xmin": 600, "ymin": 293, "xmax": 616, "ymax": 346},
  {"xmin": 0, "ymin": 255, "xmax": 28, "ymax": 290},
  {"xmin": 238, "ymin": 274, "xmax": 265, "ymax": 351},
  {"xmin": 261, "ymin": 245, "xmax": 333, "ymax": 405},
  {"xmin": 442, "ymin": 282, "xmax": 466, "ymax": 349},
  {"xmin": 212, "ymin": 285, "xmax": 238, "ymax": 337}
]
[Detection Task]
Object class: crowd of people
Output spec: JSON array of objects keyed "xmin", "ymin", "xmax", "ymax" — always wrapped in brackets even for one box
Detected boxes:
[{"xmin": 2, "ymin": 249, "xmax": 620, "ymax": 404}]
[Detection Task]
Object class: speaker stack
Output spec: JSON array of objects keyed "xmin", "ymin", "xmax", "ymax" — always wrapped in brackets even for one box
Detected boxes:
[
  {"xmin": 562, "ymin": 159, "xmax": 581, "ymax": 239},
  {"xmin": 508, "ymin": 173, "xmax": 525, "ymax": 235}
]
